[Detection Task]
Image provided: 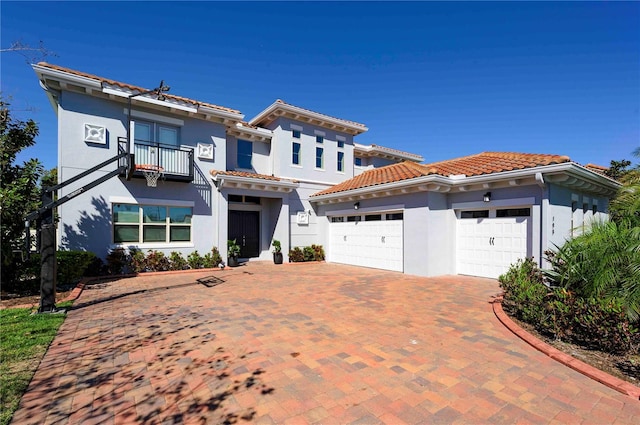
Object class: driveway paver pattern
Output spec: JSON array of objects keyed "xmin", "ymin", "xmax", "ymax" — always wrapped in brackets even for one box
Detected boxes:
[{"xmin": 11, "ymin": 262, "xmax": 640, "ymax": 424}]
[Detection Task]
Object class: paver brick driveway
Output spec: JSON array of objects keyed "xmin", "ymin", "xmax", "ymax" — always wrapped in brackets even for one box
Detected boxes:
[{"xmin": 12, "ymin": 262, "xmax": 640, "ymax": 424}]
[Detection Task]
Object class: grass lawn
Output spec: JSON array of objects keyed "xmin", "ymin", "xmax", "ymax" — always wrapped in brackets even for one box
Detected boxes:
[{"xmin": 0, "ymin": 302, "xmax": 72, "ymax": 425}]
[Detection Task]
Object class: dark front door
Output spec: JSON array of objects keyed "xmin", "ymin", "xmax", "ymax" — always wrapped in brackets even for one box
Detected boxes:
[{"xmin": 228, "ymin": 210, "xmax": 260, "ymax": 258}]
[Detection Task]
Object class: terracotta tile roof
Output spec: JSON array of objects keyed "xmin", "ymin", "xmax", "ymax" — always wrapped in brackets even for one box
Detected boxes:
[
  {"xmin": 274, "ymin": 99, "xmax": 367, "ymax": 129},
  {"xmin": 313, "ymin": 161, "xmax": 432, "ymax": 196},
  {"xmin": 37, "ymin": 62, "xmax": 241, "ymax": 115},
  {"xmin": 585, "ymin": 163, "xmax": 609, "ymax": 176},
  {"xmin": 210, "ymin": 170, "xmax": 283, "ymax": 181},
  {"xmin": 312, "ymin": 152, "xmax": 572, "ymax": 197},
  {"xmin": 421, "ymin": 152, "xmax": 571, "ymax": 177}
]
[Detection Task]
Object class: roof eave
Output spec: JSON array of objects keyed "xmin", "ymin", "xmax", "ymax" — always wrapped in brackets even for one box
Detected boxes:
[
  {"xmin": 212, "ymin": 173, "xmax": 299, "ymax": 193},
  {"xmin": 249, "ymin": 101, "xmax": 368, "ymax": 135},
  {"xmin": 312, "ymin": 162, "xmax": 620, "ymax": 204}
]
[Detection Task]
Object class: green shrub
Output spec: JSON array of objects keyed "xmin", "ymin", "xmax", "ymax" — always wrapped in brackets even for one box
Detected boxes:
[
  {"xmin": 288, "ymin": 247, "xmax": 304, "ymax": 262},
  {"xmin": 302, "ymin": 246, "xmax": 315, "ymax": 262},
  {"xmin": 202, "ymin": 247, "xmax": 222, "ymax": 268},
  {"xmin": 499, "ymin": 258, "xmax": 547, "ymax": 324},
  {"xmin": 144, "ymin": 250, "xmax": 169, "ymax": 272},
  {"xmin": 56, "ymin": 251, "xmax": 102, "ymax": 284},
  {"xmin": 311, "ymin": 244, "xmax": 325, "ymax": 261},
  {"xmin": 187, "ymin": 250, "xmax": 204, "ymax": 269},
  {"xmin": 289, "ymin": 245, "xmax": 325, "ymax": 262},
  {"xmin": 130, "ymin": 248, "xmax": 146, "ymax": 273},
  {"xmin": 106, "ymin": 248, "xmax": 129, "ymax": 275},
  {"xmin": 169, "ymin": 251, "xmax": 188, "ymax": 270},
  {"xmin": 500, "ymin": 257, "xmax": 640, "ymax": 355},
  {"xmin": 545, "ymin": 220, "xmax": 640, "ymax": 323}
]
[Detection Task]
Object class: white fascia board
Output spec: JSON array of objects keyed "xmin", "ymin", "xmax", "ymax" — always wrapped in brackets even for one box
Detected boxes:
[
  {"xmin": 200, "ymin": 105, "xmax": 245, "ymax": 121},
  {"xmin": 33, "ymin": 64, "xmax": 102, "ymax": 90},
  {"xmin": 311, "ymin": 162, "xmax": 620, "ymax": 203},
  {"xmin": 455, "ymin": 163, "xmax": 620, "ymax": 190},
  {"xmin": 103, "ymin": 88, "xmax": 198, "ymax": 113},
  {"xmin": 249, "ymin": 102, "xmax": 368, "ymax": 133},
  {"xmin": 234, "ymin": 123, "xmax": 273, "ymax": 139},
  {"xmin": 310, "ymin": 174, "xmax": 451, "ymax": 203},
  {"xmin": 353, "ymin": 143, "xmax": 423, "ymax": 162},
  {"xmin": 212, "ymin": 174, "xmax": 299, "ymax": 189}
]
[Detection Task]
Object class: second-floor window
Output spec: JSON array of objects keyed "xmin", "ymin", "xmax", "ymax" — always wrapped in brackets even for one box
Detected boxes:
[
  {"xmin": 237, "ymin": 140, "xmax": 252, "ymax": 169},
  {"xmin": 134, "ymin": 121, "xmax": 179, "ymax": 146},
  {"xmin": 337, "ymin": 151, "xmax": 344, "ymax": 172},
  {"xmin": 292, "ymin": 129, "xmax": 301, "ymax": 139},
  {"xmin": 292, "ymin": 141, "xmax": 301, "ymax": 165},
  {"xmin": 316, "ymin": 147, "xmax": 324, "ymax": 169},
  {"xmin": 355, "ymin": 157, "xmax": 362, "ymax": 166}
]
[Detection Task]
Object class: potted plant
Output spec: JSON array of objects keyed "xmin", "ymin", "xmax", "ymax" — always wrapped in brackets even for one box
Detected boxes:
[
  {"xmin": 272, "ymin": 239, "xmax": 283, "ymax": 264},
  {"xmin": 227, "ymin": 239, "xmax": 241, "ymax": 267}
]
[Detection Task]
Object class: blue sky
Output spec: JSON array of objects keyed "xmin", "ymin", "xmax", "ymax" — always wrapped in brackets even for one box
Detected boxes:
[{"xmin": 2, "ymin": 1, "xmax": 639, "ymax": 171}]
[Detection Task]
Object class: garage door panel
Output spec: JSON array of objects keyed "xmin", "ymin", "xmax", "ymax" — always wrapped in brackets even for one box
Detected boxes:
[
  {"xmin": 457, "ymin": 216, "xmax": 530, "ymax": 279},
  {"xmin": 329, "ymin": 218, "xmax": 403, "ymax": 272}
]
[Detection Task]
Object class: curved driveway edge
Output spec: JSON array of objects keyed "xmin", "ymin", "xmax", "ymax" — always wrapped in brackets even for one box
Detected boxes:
[{"xmin": 492, "ymin": 299, "xmax": 640, "ymax": 400}]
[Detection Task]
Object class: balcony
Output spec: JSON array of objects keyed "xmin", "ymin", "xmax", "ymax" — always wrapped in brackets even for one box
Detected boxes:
[{"xmin": 118, "ymin": 137, "xmax": 194, "ymax": 182}]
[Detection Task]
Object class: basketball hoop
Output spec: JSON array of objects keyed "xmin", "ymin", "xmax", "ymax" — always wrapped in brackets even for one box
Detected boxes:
[{"xmin": 136, "ymin": 164, "xmax": 164, "ymax": 187}]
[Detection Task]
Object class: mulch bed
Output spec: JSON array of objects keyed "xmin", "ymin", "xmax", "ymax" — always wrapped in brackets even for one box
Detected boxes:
[{"xmin": 508, "ymin": 314, "xmax": 640, "ymax": 386}]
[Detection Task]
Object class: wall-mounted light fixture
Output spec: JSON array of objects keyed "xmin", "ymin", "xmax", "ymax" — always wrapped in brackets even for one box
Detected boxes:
[
  {"xmin": 483, "ymin": 192, "xmax": 491, "ymax": 203},
  {"xmin": 354, "ymin": 202, "xmax": 360, "ymax": 210}
]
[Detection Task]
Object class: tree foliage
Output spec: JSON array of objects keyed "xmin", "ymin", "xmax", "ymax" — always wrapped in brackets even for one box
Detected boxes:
[
  {"xmin": 609, "ymin": 148, "xmax": 640, "ymax": 226},
  {"xmin": 0, "ymin": 100, "xmax": 43, "ymax": 286}
]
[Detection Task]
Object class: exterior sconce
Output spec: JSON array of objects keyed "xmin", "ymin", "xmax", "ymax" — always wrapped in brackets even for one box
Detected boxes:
[
  {"xmin": 354, "ymin": 202, "xmax": 360, "ymax": 210},
  {"xmin": 483, "ymin": 192, "xmax": 491, "ymax": 203}
]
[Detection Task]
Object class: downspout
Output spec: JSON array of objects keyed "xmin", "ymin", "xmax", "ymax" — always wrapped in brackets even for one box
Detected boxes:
[{"xmin": 535, "ymin": 172, "xmax": 547, "ymax": 269}]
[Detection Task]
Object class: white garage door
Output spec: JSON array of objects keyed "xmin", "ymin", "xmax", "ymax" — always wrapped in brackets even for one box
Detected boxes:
[
  {"xmin": 329, "ymin": 215, "xmax": 403, "ymax": 272},
  {"xmin": 457, "ymin": 209, "xmax": 530, "ymax": 279}
]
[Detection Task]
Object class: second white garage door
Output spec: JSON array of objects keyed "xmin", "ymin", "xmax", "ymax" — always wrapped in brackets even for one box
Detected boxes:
[
  {"xmin": 329, "ymin": 216, "xmax": 403, "ymax": 272},
  {"xmin": 457, "ymin": 210, "xmax": 530, "ymax": 279}
]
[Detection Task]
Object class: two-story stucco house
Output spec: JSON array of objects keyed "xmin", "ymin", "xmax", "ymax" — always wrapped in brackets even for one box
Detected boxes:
[{"xmin": 32, "ymin": 63, "xmax": 620, "ymax": 279}]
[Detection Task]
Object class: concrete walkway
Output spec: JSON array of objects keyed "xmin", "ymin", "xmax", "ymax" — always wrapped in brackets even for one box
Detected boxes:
[{"xmin": 12, "ymin": 262, "xmax": 640, "ymax": 424}]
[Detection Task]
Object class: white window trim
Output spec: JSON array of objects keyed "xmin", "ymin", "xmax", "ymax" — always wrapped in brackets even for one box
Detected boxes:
[
  {"xmin": 336, "ymin": 135, "xmax": 346, "ymax": 142},
  {"xmin": 292, "ymin": 141, "xmax": 302, "ymax": 165},
  {"xmin": 110, "ymin": 196, "xmax": 194, "ymax": 207},
  {"xmin": 315, "ymin": 146, "xmax": 324, "ymax": 170},
  {"xmin": 290, "ymin": 124, "xmax": 303, "ymax": 131},
  {"xmin": 112, "ymin": 202, "xmax": 194, "ymax": 245},
  {"xmin": 314, "ymin": 130, "xmax": 326, "ymax": 137},
  {"xmin": 124, "ymin": 108, "xmax": 184, "ymax": 126}
]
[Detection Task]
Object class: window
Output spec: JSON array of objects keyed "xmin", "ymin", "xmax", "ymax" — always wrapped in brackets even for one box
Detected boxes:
[
  {"xmin": 355, "ymin": 157, "xmax": 362, "ymax": 166},
  {"xmin": 346, "ymin": 215, "xmax": 361, "ymax": 222},
  {"xmin": 337, "ymin": 151, "xmax": 344, "ymax": 172},
  {"xmin": 496, "ymin": 208, "xmax": 530, "ymax": 217},
  {"xmin": 292, "ymin": 129, "xmax": 301, "ymax": 139},
  {"xmin": 229, "ymin": 195, "xmax": 260, "ymax": 204},
  {"xmin": 237, "ymin": 140, "xmax": 252, "ymax": 169},
  {"xmin": 316, "ymin": 147, "xmax": 324, "ymax": 169},
  {"xmin": 337, "ymin": 140, "xmax": 345, "ymax": 148},
  {"xmin": 592, "ymin": 204, "xmax": 598, "ymax": 214},
  {"xmin": 113, "ymin": 204, "xmax": 192, "ymax": 243},
  {"xmin": 292, "ymin": 141, "xmax": 301, "ymax": 165},
  {"xmin": 330, "ymin": 216, "xmax": 345, "ymax": 223},
  {"xmin": 134, "ymin": 121, "xmax": 179, "ymax": 146},
  {"xmin": 364, "ymin": 214, "xmax": 382, "ymax": 221},
  {"xmin": 460, "ymin": 210, "xmax": 489, "ymax": 219},
  {"xmin": 386, "ymin": 212, "xmax": 403, "ymax": 220},
  {"xmin": 316, "ymin": 135, "xmax": 324, "ymax": 143}
]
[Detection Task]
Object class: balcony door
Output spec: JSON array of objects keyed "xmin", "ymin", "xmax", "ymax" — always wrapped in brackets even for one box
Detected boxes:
[{"xmin": 228, "ymin": 211, "xmax": 260, "ymax": 258}]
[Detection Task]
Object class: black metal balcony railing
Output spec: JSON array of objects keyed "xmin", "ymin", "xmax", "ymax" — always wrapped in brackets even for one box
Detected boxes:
[{"xmin": 118, "ymin": 137, "xmax": 194, "ymax": 182}]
